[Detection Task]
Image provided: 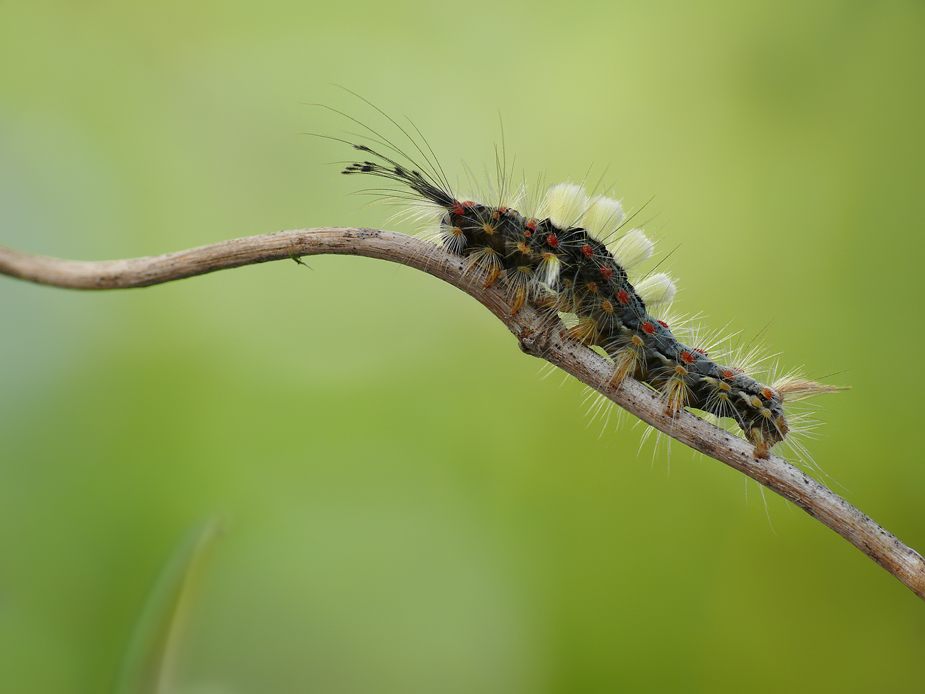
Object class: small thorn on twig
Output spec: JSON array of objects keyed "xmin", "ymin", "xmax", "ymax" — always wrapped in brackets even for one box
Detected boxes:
[
  {"xmin": 290, "ymin": 254, "xmax": 311, "ymax": 269},
  {"xmin": 517, "ymin": 327, "xmax": 540, "ymax": 355}
]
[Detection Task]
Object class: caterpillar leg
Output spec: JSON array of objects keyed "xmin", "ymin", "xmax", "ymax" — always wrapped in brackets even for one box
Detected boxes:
[
  {"xmin": 463, "ymin": 247, "xmax": 503, "ymax": 287},
  {"xmin": 506, "ymin": 265, "xmax": 536, "ymax": 314},
  {"xmin": 748, "ymin": 429, "xmax": 772, "ymax": 459},
  {"xmin": 610, "ymin": 344, "xmax": 644, "ymax": 387},
  {"xmin": 662, "ymin": 374, "xmax": 690, "ymax": 414},
  {"xmin": 511, "ymin": 286, "xmax": 527, "ymax": 314},
  {"xmin": 566, "ymin": 317, "xmax": 600, "ymax": 345},
  {"xmin": 746, "ymin": 412, "xmax": 789, "ymax": 459}
]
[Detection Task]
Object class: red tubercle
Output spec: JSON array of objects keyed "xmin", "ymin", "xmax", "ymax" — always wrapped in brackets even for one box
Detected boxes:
[
  {"xmin": 694, "ymin": 347, "xmax": 709, "ymax": 357},
  {"xmin": 657, "ymin": 319, "xmax": 669, "ymax": 328},
  {"xmin": 642, "ymin": 322, "xmax": 656, "ymax": 335},
  {"xmin": 462, "ymin": 200, "xmax": 476, "ymax": 207},
  {"xmin": 721, "ymin": 369, "xmax": 736, "ymax": 380},
  {"xmin": 526, "ymin": 219, "xmax": 537, "ymax": 231},
  {"xmin": 450, "ymin": 201, "xmax": 465, "ymax": 216},
  {"xmin": 680, "ymin": 351, "xmax": 695, "ymax": 365},
  {"xmin": 581, "ymin": 245, "xmax": 594, "ymax": 258},
  {"xmin": 600, "ymin": 265, "xmax": 613, "ymax": 279},
  {"xmin": 616, "ymin": 290, "xmax": 630, "ymax": 305},
  {"xmin": 546, "ymin": 233, "xmax": 560, "ymax": 248}
]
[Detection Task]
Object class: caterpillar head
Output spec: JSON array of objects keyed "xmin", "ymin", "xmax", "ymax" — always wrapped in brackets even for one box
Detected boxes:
[{"xmin": 747, "ymin": 377, "xmax": 847, "ymax": 458}]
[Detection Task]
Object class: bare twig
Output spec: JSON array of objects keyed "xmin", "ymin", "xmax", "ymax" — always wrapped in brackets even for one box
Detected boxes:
[{"xmin": 2, "ymin": 227, "xmax": 924, "ymax": 601}]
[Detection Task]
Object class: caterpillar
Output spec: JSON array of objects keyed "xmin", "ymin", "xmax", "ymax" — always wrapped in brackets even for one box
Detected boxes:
[{"xmin": 339, "ymin": 125, "xmax": 839, "ymax": 460}]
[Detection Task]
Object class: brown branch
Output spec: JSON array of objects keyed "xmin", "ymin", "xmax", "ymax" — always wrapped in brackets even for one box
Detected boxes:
[{"xmin": 2, "ymin": 227, "xmax": 924, "ymax": 601}]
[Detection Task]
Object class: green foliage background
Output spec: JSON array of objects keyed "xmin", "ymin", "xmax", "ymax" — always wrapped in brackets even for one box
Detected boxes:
[{"xmin": 2, "ymin": 1, "xmax": 924, "ymax": 692}]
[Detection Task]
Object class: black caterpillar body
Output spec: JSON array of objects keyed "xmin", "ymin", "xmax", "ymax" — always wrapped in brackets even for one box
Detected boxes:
[{"xmin": 344, "ymin": 143, "xmax": 827, "ymax": 458}]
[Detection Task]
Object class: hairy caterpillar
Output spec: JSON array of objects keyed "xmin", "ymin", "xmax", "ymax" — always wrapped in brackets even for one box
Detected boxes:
[{"xmin": 338, "ymin": 120, "xmax": 840, "ymax": 459}]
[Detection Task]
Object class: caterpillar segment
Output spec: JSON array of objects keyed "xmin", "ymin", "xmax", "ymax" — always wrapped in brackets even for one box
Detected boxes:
[{"xmin": 343, "ymin": 145, "xmax": 830, "ymax": 458}]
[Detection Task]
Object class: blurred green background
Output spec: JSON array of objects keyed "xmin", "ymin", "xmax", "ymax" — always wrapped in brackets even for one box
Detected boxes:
[{"xmin": 2, "ymin": 1, "xmax": 924, "ymax": 692}]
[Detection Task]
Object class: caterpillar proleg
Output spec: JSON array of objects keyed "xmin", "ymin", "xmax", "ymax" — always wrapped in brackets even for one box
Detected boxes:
[{"xmin": 338, "ymin": 114, "xmax": 842, "ymax": 459}]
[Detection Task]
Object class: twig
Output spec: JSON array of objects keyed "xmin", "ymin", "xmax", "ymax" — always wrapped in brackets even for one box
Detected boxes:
[{"xmin": 2, "ymin": 227, "xmax": 924, "ymax": 601}]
